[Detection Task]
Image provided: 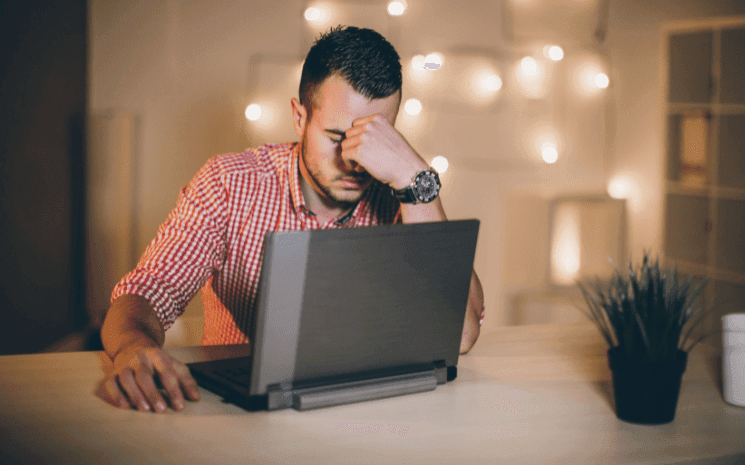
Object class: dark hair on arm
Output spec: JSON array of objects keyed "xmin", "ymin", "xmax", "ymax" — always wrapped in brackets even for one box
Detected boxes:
[{"xmin": 299, "ymin": 25, "xmax": 402, "ymax": 119}]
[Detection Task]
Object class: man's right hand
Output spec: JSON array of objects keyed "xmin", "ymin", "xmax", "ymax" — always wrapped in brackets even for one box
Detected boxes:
[{"xmin": 100, "ymin": 346, "xmax": 200, "ymax": 413}]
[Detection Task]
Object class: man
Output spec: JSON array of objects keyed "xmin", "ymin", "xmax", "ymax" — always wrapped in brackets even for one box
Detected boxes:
[{"xmin": 100, "ymin": 26, "xmax": 485, "ymax": 413}]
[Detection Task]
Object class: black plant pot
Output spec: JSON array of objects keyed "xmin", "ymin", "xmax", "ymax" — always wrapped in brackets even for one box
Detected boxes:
[{"xmin": 607, "ymin": 347, "xmax": 688, "ymax": 425}]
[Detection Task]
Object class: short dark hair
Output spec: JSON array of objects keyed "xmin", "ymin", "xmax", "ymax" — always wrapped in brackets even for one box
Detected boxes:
[{"xmin": 299, "ymin": 25, "xmax": 402, "ymax": 118}]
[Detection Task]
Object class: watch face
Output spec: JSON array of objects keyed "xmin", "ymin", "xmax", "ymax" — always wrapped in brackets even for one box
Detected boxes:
[{"xmin": 414, "ymin": 170, "xmax": 440, "ymax": 202}]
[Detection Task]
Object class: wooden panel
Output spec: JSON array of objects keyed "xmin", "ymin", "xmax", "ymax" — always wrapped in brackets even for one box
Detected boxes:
[
  {"xmin": 665, "ymin": 194, "xmax": 709, "ymax": 265},
  {"xmin": 668, "ymin": 31, "xmax": 713, "ymax": 104},
  {"xmin": 718, "ymin": 114, "xmax": 745, "ymax": 190},
  {"xmin": 716, "ymin": 198, "xmax": 745, "ymax": 275},
  {"xmin": 720, "ymin": 27, "xmax": 745, "ymax": 105}
]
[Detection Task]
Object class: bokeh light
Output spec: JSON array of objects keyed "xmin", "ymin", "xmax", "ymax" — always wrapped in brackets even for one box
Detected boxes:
[
  {"xmin": 595, "ymin": 73, "xmax": 610, "ymax": 88},
  {"xmin": 245, "ymin": 104, "xmax": 261, "ymax": 121},
  {"xmin": 424, "ymin": 53, "xmax": 443, "ymax": 70},
  {"xmin": 544, "ymin": 45, "xmax": 564, "ymax": 61},
  {"xmin": 304, "ymin": 7, "xmax": 320, "ymax": 21},
  {"xmin": 404, "ymin": 98, "xmax": 422, "ymax": 115},
  {"xmin": 542, "ymin": 144, "xmax": 559, "ymax": 164},
  {"xmin": 431, "ymin": 156, "xmax": 449, "ymax": 174},
  {"xmin": 514, "ymin": 56, "xmax": 549, "ymax": 99},
  {"xmin": 387, "ymin": 1, "xmax": 406, "ymax": 16}
]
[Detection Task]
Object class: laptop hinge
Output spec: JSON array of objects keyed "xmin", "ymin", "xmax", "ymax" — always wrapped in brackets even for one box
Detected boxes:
[{"xmin": 266, "ymin": 361, "xmax": 448, "ymax": 411}]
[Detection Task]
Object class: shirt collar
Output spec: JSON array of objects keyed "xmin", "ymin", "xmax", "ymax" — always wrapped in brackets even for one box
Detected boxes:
[
  {"xmin": 287, "ymin": 143, "xmax": 367, "ymax": 225},
  {"xmin": 288, "ymin": 143, "xmax": 307, "ymax": 214}
]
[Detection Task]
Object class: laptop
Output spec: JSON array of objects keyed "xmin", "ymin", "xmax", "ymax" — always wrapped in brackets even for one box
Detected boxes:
[{"xmin": 187, "ymin": 219, "xmax": 480, "ymax": 411}]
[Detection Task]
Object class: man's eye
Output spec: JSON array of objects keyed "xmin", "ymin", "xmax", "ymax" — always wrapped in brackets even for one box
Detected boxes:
[{"xmin": 331, "ymin": 138, "xmax": 343, "ymax": 145}]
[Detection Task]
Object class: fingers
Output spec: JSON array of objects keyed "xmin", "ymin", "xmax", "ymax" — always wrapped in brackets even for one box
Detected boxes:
[
  {"xmin": 172, "ymin": 361, "xmax": 201, "ymax": 402},
  {"xmin": 117, "ymin": 366, "xmax": 156, "ymax": 412},
  {"xmin": 459, "ymin": 304, "xmax": 481, "ymax": 355},
  {"xmin": 104, "ymin": 348, "xmax": 200, "ymax": 413},
  {"xmin": 351, "ymin": 114, "xmax": 378, "ymax": 127},
  {"xmin": 100, "ymin": 375, "xmax": 131, "ymax": 410}
]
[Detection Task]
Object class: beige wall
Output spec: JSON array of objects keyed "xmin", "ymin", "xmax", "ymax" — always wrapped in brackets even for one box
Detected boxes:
[
  {"xmin": 605, "ymin": 0, "xmax": 745, "ymax": 258},
  {"xmin": 89, "ymin": 0, "xmax": 745, "ymax": 336}
]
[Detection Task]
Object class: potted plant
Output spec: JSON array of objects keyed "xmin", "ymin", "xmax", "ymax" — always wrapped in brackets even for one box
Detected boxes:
[{"xmin": 577, "ymin": 254, "xmax": 714, "ymax": 425}]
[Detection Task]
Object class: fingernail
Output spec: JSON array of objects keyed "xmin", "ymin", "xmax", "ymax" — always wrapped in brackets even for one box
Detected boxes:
[
  {"xmin": 140, "ymin": 402, "xmax": 151, "ymax": 412},
  {"xmin": 155, "ymin": 401, "xmax": 166, "ymax": 412},
  {"xmin": 174, "ymin": 399, "xmax": 184, "ymax": 410}
]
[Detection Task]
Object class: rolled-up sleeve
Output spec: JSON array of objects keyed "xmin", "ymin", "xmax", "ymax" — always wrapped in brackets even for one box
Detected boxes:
[{"xmin": 111, "ymin": 157, "xmax": 229, "ymax": 330}]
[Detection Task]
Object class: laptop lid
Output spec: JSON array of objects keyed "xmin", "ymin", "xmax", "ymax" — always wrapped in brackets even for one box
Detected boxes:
[{"xmin": 249, "ymin": 219, "xmax": 480, "ymax": 397}]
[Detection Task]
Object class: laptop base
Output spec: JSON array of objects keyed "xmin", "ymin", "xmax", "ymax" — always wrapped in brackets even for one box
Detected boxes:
[{"xmin": 267, "ymin": 361, "xmax": 448, "ymax": 411}]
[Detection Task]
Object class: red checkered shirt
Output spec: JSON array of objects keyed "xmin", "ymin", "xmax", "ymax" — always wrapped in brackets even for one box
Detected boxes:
[{"xmin": 112, "ymin": 142, "xmax": 401, "ymax": 345}]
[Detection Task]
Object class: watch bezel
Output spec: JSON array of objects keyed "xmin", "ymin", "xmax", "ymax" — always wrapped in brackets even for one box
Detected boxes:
[{"xmin": 412, "ymin": 168, "xmax": 440, "ymax": 203}]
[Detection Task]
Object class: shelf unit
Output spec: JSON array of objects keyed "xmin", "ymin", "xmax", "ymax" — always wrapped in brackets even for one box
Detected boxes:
[{"xmin": 663, "ymin": 20, "xmax": 745, "ymax": 347}]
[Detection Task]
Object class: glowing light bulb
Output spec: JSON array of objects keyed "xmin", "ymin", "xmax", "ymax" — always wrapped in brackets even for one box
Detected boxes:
[
  {"xmin": 545, "ymin": 45, "xmax": 564, "ymax": 61},
  {"xmin": 424, "ymin": 53, "xmax": 442, "ymax": 70},
  {"xmin": 387, "ymin": 1, "xmax": 406, "ymax": 16},
  {"xmin": 304, "ymin": 7, "xmax": 321, "ymax": 21},
  {"xmin": 521, "ymin": 56, "xmax": 537, "ymax": 75},
  {"xmin": 245, "ymin": 104, "xmax": 262, "ymax": 121},
  {"xmin": 411, "ymin": 55, "xmax": 425, "ymax": 71},
  {"xmin": 595, "ymin": 73, "xmax": 610, "ymax": 88},
  {"xmin": 542, "ymin": 144, "xmax": 558, "ymax": 164},
  {"xmin": 404, "ymin": 98, "xmax": 422, "ymax": 115},
  {"xmin": 431, "ymin": 156, "xmax": 449, "ymax": 174},
  {"xmin": 484, "ymin": 74, "xmax": 502, "ymax": 92},
  {"xmin": 608, "ymin": 174, "xmax": 634, "ymax": 199}
]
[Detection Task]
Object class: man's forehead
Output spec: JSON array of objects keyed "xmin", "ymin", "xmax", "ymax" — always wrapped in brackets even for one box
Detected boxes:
[{"xmin": 312, "ymin": 76, "xmax": 400, "ymax": 127}]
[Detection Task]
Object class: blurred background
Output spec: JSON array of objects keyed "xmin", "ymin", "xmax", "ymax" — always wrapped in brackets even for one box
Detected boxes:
[{"xmin": 2, "ymin": 0, "xmax": 744, "ymax": 354}]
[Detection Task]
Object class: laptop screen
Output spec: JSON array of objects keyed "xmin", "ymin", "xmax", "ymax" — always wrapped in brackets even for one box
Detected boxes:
[{"xmin": 250, "ymin": 220, "xmax": 480, "ymax": 394}]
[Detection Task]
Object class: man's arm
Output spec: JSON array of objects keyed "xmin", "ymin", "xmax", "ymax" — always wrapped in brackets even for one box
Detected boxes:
[
  {"xmin": 341, "ymin": 114, "xmax": 485, "ymax": 353},
  {"xmin": 99, "ymin": 294, "xmax": 200, "ymax": 412}
]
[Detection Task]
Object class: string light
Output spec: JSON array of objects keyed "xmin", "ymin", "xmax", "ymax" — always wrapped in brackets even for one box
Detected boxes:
[
  {"xmin": 570, "ymin": 59, "xmax": 610, "ymax": 96},
  {"xmin": 245, "ymin": 104, "xmax": 261, "ymax": 121},
  {"xmin": 595, "ymin": 73, "xmax": 610, "ymax": 89},
  {"xmin": 424, "ymin": 53, "xmax": 442, "ymax": 70},
  {"xmin": 304, "ymin": 7, "xmax": 321, "ymax": 21},
  {"xmin": 521, "ymin": 57, "xmax": 537, "ymax": 74},
  {"xmin": 404, "ymin": 98, "xmax": 422, "ymax": 115},
  {"xmin": 411, "ymin": 55, "xmax": 426, "ymax": 71},
  {"xmin": 542, "ymin": 143, "xmax": 559, "ymax": 164},
  {"xmin": 514, "ymin": 56, "xmax": 549, "ymax": 99},
  {"xmin": 303, "ymin": 4, "xmax": 332, "ymax": 25},
  {"xmin": 387, "ymin": 1, "xmax": 406, "ymax": 16},
  {"xmin": 543, "ymin": 45, "xmax": 564, "ymax": 61},
  {"xmin": 430, "ymin": 156, "xmax": 449, "ymax": 174}
]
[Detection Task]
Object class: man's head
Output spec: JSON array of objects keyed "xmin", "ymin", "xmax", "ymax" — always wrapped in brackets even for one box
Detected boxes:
[
  {"xmin": 298, "ymin": 25, "xmax": 402, "ymax": 122},
  {"xmin": 291, "ymin": 26, "xmax": 403, "ymax": 212}
]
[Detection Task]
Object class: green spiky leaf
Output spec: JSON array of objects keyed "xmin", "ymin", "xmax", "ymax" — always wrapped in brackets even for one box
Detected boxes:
[{"xmin": 576, "ymin": 253, "xmax": 716, "ymax": 361}]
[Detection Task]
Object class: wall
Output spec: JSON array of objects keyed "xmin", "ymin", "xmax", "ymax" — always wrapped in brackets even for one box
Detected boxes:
[
  {"xmin": 88, "ymin": 0, "xmax": 745, "ymax": 337},
  {"xmin": 90, "ymin": 0, "xmax": 612, "ymax": 335},
  {"xmin": 0, "ymin": 0, "xmax": 88, "ymax": 354},
  {"xmin": 605, "ymin": 0, "xmax": 745, "ymax": 258}
]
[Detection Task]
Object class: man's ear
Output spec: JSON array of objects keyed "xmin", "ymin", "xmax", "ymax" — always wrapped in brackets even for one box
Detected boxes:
[{"xmin": 291, "ymin": 98, "xmax": 307, "ymax": 138}]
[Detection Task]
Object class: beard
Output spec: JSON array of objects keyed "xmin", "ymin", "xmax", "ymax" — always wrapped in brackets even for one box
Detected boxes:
[{"xmin": 299, "ymin": 131, "xmax": 372, "ymax": 208}]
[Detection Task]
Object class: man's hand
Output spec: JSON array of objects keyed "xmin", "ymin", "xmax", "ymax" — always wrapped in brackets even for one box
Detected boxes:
[
  {"xmin": 99, "ymin": 346, "xmax": 200, "ymax": 413},
  {"xmin": 460, "ymin": 271, "xmax": 485, "ymax": 354},
  {"xmin": 341, "ymin": 114, "xmax": 429, "ymax": 190}
]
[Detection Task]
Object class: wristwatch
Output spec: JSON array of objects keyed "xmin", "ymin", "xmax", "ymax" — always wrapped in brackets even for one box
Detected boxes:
[{"xmin": 392, "ymin": 168, "xmax": 441, "ymax": 204}]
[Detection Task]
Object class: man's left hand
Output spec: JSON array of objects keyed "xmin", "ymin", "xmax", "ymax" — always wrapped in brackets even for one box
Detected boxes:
[{"xmin": 460, "ymin": 271, "xmax": 484, "ymax": 354}]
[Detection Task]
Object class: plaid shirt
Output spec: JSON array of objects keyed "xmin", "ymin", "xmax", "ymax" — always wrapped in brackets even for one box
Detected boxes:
[{"xmin": 112, "ymin": 142, "xmax": 400, "ymax": 345}]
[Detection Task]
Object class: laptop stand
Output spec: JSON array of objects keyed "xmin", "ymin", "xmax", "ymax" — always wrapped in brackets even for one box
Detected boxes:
[{"xmin": 267, "ymin": 361, "xmax": 449, "ymax": 411}]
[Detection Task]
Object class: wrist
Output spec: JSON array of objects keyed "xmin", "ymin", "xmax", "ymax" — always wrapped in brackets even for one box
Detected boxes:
[{"xmin": 389, "ymin": 160, "xmax": 430, "ymax": 191}]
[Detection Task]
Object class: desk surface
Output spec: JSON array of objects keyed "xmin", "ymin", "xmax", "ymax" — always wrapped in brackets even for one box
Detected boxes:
[{"xmin": 1, "ymin": 323, "xmax": 744, "ymax": 464}]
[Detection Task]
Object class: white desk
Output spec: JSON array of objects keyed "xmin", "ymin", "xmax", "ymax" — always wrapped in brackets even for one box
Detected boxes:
[{"xmin": 1, "ymin": 323, "xmax": 744, "ymax": 464}]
